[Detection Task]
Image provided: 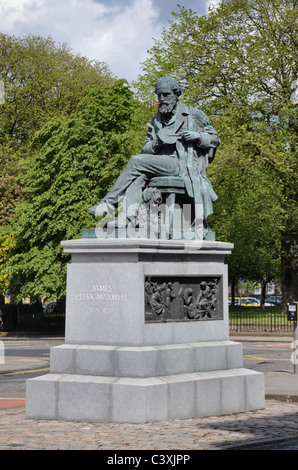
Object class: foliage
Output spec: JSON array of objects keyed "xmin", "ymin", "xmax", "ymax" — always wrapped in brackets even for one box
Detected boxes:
[
  {"xmin": 0, "ymin": 34, "xmax": 113, "ymax": 145},
  {"xmin": 0, "ymin": 34, "xmax": 115, "ymax": 231},
  {"xmin": 208, "ymin": 109, "xmax": 287, "ymax": 285},
  {"xmin": 5, "ymin": 81, "xmax": 153, "ymax": 301},
  {"xmin": 135, "ymin": 0, "xmax": 297, "ymax": 113},
  {"xmin": 0, "ymin": 143, "xmax": 23, "ymax": 226},
  {"xmin": 0, "ymin": 229, "xmax": 15, "ymax": 294}
]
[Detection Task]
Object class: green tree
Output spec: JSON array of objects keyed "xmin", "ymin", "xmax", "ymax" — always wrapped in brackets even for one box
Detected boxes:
[
  {"xmin": 134, "ymin": 0, "xmax": 298, "ymax": 307},
  {"xmin": 0, "ymin": 229, "xmax": 15, "ymax": 295},
  {"xmin": 0, "ymin": 34, "xmax": 114, "ymax": 232},
  {"xmin": 208, "ymin": 111, "xmax": 283, "ymax": 305},
  {"xmin": 0, "ymin": 34, "xmax": 113, "ymax": 145},
  {"xmin": 5, "ymin": 80, "xmax": 153, "ymax": 301},
  {"xmin": 0, "ymin": 142, "xmax": 23, "ymax": 226}
]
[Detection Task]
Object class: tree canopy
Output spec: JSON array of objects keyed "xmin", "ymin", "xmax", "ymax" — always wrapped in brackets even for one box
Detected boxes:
[
  {"xmin": 0, "ymin": 34, "xmax": 114, "ymax": 230},
  {"xmin": 0, "ymin": 34, "xmax": 113, "ymax": 145},
  {"xmin": 136, "ymin": 0, "xmax": 297, "ymax": 112}
]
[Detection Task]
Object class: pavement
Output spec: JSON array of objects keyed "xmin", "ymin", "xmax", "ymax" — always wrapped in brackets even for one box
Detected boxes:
[{"xmin": 0, "ymin": 334, "xmax": 297, "ymax": 451}]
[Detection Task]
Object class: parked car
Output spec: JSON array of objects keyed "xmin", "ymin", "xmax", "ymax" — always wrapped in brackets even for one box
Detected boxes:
[
  {"xmin": 46, "ymin": 301, "xmax": 57, "ymax": 313},
  {"xmin": 228, "ymin": 297, "xmax": 257, "ymax": 306},
  {"xmin": 266, "ymin": 295, "xmax": 282, "ymax": 306},
  {"xmin": 229, "ymin": 297, "xmax": 275, "ymax": 307},
  {"xmin": 241, "ymin": 297, "xmax": 260, "ymax": 306}
]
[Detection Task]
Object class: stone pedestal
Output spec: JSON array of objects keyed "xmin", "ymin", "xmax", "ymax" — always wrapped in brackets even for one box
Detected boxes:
[{"xmin": 26, "ymin": 239, "xmax": 264, "ymax": 423}]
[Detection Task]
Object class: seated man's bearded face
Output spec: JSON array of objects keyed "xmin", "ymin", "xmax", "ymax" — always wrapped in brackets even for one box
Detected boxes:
[{"xmin": 156, "ymin": 85, "xmax": 179, "ymax": 116}]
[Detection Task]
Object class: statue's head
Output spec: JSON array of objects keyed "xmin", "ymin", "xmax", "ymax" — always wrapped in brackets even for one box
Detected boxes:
[
  {"xmin": 155, "ymin": 76, "xmax": 181, "ymax": 116},
  {"xmin": 155, "ymin": 76, "xmax": 182, "ymax": 97}
]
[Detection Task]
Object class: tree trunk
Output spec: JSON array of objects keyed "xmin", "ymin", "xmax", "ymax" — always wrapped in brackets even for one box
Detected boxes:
[
  {"xmin": 231, "ymin": 279, "xmax": 236, "ymax": 306},
  {"xmin": 281, "ymin": 230, "xmax": 298, "ymax": 313},
  {"xmin": 260, "ymin": 280, "xmax": 267, "ymax": 310}
]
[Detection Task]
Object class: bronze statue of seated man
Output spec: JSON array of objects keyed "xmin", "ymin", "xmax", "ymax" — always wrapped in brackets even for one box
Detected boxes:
[{"xmin": 88, "ymin": 76, "xmax": 220, "ymax": 236}]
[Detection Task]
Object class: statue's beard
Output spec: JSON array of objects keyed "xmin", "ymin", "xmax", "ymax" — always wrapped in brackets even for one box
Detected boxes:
[{"xmin": 159, "ymin": 102, "xmax": 176, "ymax": 115}]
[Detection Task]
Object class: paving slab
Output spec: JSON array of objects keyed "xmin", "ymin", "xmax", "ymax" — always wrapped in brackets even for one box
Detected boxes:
[{"xmin": 0, "ymin": 400, "xmax": 297, "ymax": 450}]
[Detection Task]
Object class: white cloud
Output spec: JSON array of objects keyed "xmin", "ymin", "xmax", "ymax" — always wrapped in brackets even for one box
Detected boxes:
[
  {"xmin": 73, "ymin": 0, "xmax": 162, "ymax": 78},
  {"xmin": 0, "ymin": 0, "xmax": 212, "ymax": 82},
  {"xmin": 0, "ymin": 0, "xmax": 163, "ymax": 81},
  {"xmin": 0, "ymin": 0, "xmax": 47, "ymax": 27}
]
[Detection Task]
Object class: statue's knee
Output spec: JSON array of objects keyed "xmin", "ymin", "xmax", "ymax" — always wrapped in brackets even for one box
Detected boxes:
[{"xmin": 131, "ymin": 154, "xmax": 144, "ymax": 171}]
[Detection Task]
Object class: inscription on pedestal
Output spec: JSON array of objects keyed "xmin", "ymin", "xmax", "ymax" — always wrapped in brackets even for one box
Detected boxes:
[
  {"xmin": 75, "ymin": 283, "xmax": 128, "ymax": 314},
  {"xmin": 145, "ymin": 276, "xmax": 223, "ymax": 322}
]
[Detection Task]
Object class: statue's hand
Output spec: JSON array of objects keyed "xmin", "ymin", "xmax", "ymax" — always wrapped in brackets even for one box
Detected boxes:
[
  {"xmin": 152, "ymin": 135, "xmax": 163, "ymax": 152},
  {"xmin": 151, "ymin": 139, "xmax": 160, "ymax": 153},
  {"xmin": 182, "ymin": 131, "xmax": 201, "ymax": 143}
]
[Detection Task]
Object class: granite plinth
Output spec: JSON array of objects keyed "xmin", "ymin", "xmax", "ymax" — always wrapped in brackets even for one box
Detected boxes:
[
  {"xmin": 61, "ymin": 238, "xmax": 231, "ymax": 346},
  {"xmin": 26, "ymin": 238, "xmax": 264, "ymax": 423}
]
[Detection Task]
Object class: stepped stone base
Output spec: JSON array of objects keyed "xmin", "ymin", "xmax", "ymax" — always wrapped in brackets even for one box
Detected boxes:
[
  {"xmin": 26, "ymin": 367, "xmax": 263, "ymax": 423},
  {"xmin": 48, "ymin": 340, "xmax": 243, "ymax": 377},
  {"xmin": 26, "ymin": 239, "xmax": 264, "ymax": 423}
]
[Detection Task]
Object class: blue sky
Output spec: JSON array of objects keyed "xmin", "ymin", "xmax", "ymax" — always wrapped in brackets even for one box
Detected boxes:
[{"xmin": 0, "ymin": 0, "xmax": 220, "ymax": 83}]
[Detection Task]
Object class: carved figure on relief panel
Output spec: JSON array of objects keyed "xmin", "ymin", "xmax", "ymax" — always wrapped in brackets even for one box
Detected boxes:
[
  {"xmin": 208, "ymin": 279, "xmax": 218, "ymax": 312},
  {"xmin": 145, "ymin": 277, "xmax": 153, "ymax": 312},
  {"xmin": 150, "ymin": 284, "xmax": 167, "ymax": 319},
  {"xmin": 183, "ymin": 288, "xmax": 199, "ymax": 319},
  {"xmin": 168, "ymin": 285, "xmax": 184, "ymax": 319},
  {"xmin": 197, "ymin": 280, "xmax": 218, "ymax": 318},
  {"xmin": 165, "ymin": 282, "xmax": 176, "ymax": 317}
]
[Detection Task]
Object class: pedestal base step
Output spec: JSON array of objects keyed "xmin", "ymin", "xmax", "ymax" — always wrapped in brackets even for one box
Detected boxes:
[
  {"xmin": 49, "ymin": 340, "xmax": 244, "ymax": 377},
  {"xmin": 26, "ymin": 368, "xmax": 264, "ymax": 423}
]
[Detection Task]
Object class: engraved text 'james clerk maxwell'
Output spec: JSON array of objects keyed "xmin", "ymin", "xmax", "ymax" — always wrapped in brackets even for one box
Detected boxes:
[{"xmin": 75, "ymin": 284, "xmax": 129, "ymax": 302}]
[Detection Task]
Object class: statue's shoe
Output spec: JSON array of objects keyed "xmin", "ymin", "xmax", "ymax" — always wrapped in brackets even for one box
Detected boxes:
[
  {"xmin": 107, "ymin": 211, "xmax": 129, "ymax": 228},
  {"xmin": 87, "ymin": 201, "xmax": 114, "ymax": 216}
]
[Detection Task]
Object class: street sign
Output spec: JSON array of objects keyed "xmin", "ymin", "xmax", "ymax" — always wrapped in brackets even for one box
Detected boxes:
[{"xmin": 287, "ymin": 304, "xmax": 297, "ymax": 322}]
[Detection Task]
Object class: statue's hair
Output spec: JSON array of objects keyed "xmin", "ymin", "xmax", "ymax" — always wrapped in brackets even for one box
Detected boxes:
[{"xmin": 155, "ymin": 76, "xmax": 182, "ymax": 97}]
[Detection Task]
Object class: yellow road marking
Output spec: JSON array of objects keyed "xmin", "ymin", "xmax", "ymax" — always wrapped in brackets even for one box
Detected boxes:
[
  {"xmin": 244, "ymin": 355, "xmax": 289, "ymax": 361},
  {"xmin": 0, "ymin": 367, "xmax": 50, "ymax": 376}
]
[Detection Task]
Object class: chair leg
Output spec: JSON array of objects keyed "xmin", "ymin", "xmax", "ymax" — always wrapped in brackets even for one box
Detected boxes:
[{"xmin": 165, "ymin": 193, "xmax": 176, "ymax": 239}]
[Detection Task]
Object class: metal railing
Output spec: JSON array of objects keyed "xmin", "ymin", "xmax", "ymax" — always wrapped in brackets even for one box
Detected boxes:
[
  {"xmin": 0, "ymin": 303, "xmax": 65, "ymax": 332},
  {"xmin": 229, "ymin": 306, "xmax": 294, "ymax": 333}
]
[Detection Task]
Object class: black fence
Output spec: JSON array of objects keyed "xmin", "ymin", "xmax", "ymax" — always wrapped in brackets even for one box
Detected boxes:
[
  {"xmin": 0, "ymin": 303, "xmax": 65, "ymax": 332},
  {"xmin": 229, "ymin": 306, "xmax": 295, "ymax": 333},
  {"xmin": 0, "ymin": 303, "xmax": 295, "ymax": 334}
]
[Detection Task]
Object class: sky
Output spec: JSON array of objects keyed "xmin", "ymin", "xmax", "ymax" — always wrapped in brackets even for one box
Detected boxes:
[{"xmin": 0, "ymin": 0, "xmax": 220, "ymax": 83}]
